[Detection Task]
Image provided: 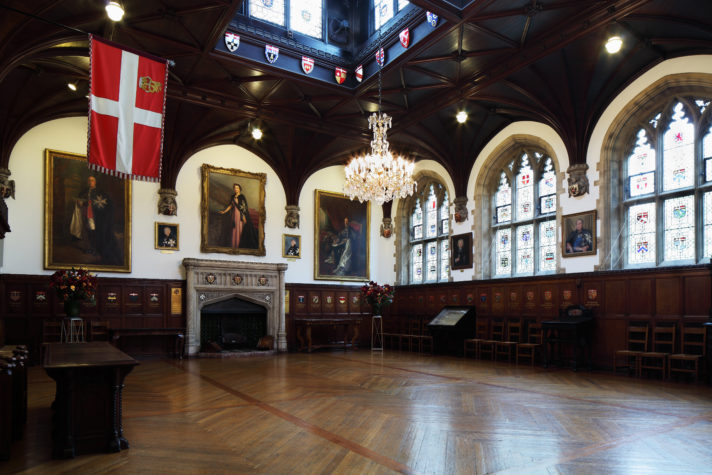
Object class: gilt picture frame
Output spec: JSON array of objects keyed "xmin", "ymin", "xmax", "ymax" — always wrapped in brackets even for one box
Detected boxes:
[
  {"xmin": 44, "ymin": 149, "xmax": 131, "ymax": 272},
  {"xmin": 314, "ymin": 190, "xmax": 370, "ymax": 281},
  {"xmin": 155, "ymin": 222, "xmax": 179, "ymax": 250},
  {"xmin": 283, "ymin": 234, "xmax": 301, "ymax": 258},
  {"xmin": 562, "ymin": 210, "xmax": 597, "ymax": 257},
  {"xmin": 200, "ymin": 164, "xmax": 266, "ymax": 256}
]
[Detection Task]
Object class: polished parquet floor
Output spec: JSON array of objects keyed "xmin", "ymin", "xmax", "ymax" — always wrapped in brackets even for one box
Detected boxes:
[{"xmin": 3, "ymin": 351, "xmax": 712, "ymax": 474}]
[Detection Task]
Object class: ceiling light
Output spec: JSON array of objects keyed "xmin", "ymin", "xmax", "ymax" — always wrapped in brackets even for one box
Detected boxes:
[
  {"xmin": 251, "ymin": 127, "xmax": 263, "ymax": 140},
  {"xmin": 67, "ymin": 82, "xmax": 77, "ymax": 92},
  {"xmin": 456, "ymin": 110, "xmax": 468, "ymax": 123},
  {"xmin": 105, "ymin": 1, "xmax": 125, "ymax": 22},
  {"xmin": 605, "ymin": 36, "xmax": 623, "ymax": 54},
  {"xmin": 344, "ymin": 31, "xmax": 416, "ymax": 205}
]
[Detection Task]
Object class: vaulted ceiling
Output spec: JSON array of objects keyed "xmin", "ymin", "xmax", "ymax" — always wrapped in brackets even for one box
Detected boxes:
[{"xmin": 1, "ymin": 0, "xmax": 711, "ymax": 205}]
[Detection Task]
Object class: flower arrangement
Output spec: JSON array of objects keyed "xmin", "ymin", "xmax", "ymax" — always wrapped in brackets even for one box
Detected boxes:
[
  {"xmin": 360, "ymin": 281, "xmax": 394, "ymax": 315},
  {"xmin": 49, "ymin": 267, "xmax": 97, "ymax": 303}
]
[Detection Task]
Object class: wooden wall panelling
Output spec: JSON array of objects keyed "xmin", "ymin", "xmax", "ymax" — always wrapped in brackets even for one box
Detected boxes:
[
  {"xmin": 655, "ymin": 276, "xmax": 682, "ymax": 318},
  {"xmin": 682, "ymin": 273, "xmax": 711, "ymax": 319},
  {"xmin": 449, "ymin": 288, "xmax": 460, "ymax": 306},
  {"xmin": 559, "ymin": 280, "xmax": 578, "ymax": 309},
  {"xmin": 507, "ymin": 285, "xmax": 522, "ymax": 315},
  {"xmin": 335, "ymin": 291, "xmax": 349, "ymax": 315},
  {"xmin": 322, "ymin": 291, "xmax": 335, "ymax": 316},
  {"xmin": 476, "ymin": 286, "xmax": 490, "ymax": 316},
  {"xmin": 627, "ymin": 276, "xmax": 654, "ymax": 318},
  {"xmin": 603, "ymin": 278, "xmax": 626, "ymax": 317},
  {"xmin": 583, "ymin": 280, "xmax": 603, "ymax": 310},
  {"xmin": 522, "ymin": 284, "xmax": 537, "ymax": 315},
  {"xmin": 100, "ymin": 286, "xmax": 122, "ymax": 315},
  {"xmin": 539, "ymin": 284, "xmax": 557, "ymax": 318},
  {"xmin": 307, "ymin": 291, "xmax": 322, "ymax": 316},
  {"xmin": 492, "ymin": 286, "xmax": 505, "ymax": 315}
]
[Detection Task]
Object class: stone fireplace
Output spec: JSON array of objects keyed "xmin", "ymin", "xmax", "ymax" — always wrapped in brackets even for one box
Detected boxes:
[{"xmin": 182, "ymin": 258, "xmax": 288, "ymax": 356}]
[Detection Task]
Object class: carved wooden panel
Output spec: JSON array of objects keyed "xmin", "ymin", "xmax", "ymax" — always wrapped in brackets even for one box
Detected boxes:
[
  {"xmin": 683, "ymin": 274, "xmax": 711, "ymax": 318},
  {"xmin": 655, "ymin": 277, "xmax": 681, "ymax": 317},
  {"xmin": 603, "ymin": 279, "xmax": 626, "ymax": 317},
  {"xmin": 628, "ymin": 277, "xmax": 653, "ymax": 317}
]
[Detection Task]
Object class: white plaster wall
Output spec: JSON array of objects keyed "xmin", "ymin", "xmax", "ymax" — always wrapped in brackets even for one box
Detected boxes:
[{"xmin": 1, "ymin": 118, "xmax": 391, "ymax": 285}]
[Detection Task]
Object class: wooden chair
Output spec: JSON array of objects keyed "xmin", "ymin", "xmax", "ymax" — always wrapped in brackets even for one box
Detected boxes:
[
  {"xmin": 464, "ymin": 320, "xmax": 489, "ymax": 358},
  {"xmin": 668, "ymin": 325, "xmax": 706, "ymax": 382},
  {"xmin": 495, "ymin": 320, "xmax": 521, "ymax": 363},
  {"xmin": 517, "ymin": 322, "xmax": 542, "ymax": 366},
  {"xmin": 478, "ymin": 320, "xmax": 500, "ymax": 361},
  {"xmin": 89, "ymin": 320, "xmax": 110, "ymax": 342},
  {"xmin": 640, "ymin": 324, "xmax": 676, "ymax": 379},
  {"xmin": 613, "ymin": 322, "xmax": 649, "ymax": 376}
]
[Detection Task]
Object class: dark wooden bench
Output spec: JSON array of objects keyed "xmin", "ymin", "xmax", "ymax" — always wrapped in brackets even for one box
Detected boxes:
[{"xmin": 110, "ymin": 328, "xmax": 185, "ymax": 359}]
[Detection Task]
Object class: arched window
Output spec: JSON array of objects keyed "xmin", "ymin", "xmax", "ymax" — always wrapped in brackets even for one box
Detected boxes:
[
  {"xmin": 249, "ymin": 0, "xmax": 323, "ymax": 39},
  {"xmin": 618, "ymin": 98, "xmax": 712, "ymax": 266},
  {"xmin": 491, "ymin": 152, "xmax": 558, "ymax": 277},
  {"xmin": 407, "ymin": 181, "xmax": 450, "ymax": 284}
]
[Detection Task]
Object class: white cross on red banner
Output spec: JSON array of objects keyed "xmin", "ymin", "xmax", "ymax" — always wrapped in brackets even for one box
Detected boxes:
[{"xmin": 88, "ymin": 36, "xmax": 168, "ymax": 182}]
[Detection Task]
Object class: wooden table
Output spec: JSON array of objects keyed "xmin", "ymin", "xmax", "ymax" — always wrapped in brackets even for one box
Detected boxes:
[
  {"xmin": 110, "ymin": 328, "xmax": 185, "ymax": 359},
  {"xmin": 294, "ymin": 318, "xmax": 361, "ymax": 352},
  {"xmin": 43, "ymin": 342, "xmax": 138, "ymax": 459},
  {"xmin": 542, "ymin": 317, "xmax": 594, "ymax": 371}
]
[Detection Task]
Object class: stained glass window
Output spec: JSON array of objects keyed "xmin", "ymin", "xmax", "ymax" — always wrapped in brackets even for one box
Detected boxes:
[
  {"xmin": 539, "ymin": 220, "xmax": 557, "ymax": 272},
  {"xmin": 628, "ymin": 203, "xmax": 656, "ymax": 264},
  {"xmin": 374, "ymin": 0, "xmax": 393, "ymax": 29},
  {"xmin": 621, "ymin": 97, "xmax": 711, "ymax": 268},
  {"xmin": 250, "ymin": 0, "xmax": 286, "ymax": 26},
  {"xmin": 539, "ymin": 158, "xmax": 556, "ymax": 214},
  {"xmin": 663, "ymin": 196, "xmax": 695, "ymax": 261},
  {"xmin": 495, "ymin": 229, "xmax": 511, "ymax": 276},
  {"xmin": 411, "ymin": 244, "xmax": 423, "ymax": 284},
  {"xmin": 440, "ymin": 240, "xmax": 449, "ymax": 281},
  {"xmin": 662, "ymin": 103, "xmax": 694, "ymax": 191},
  {"xmin": 406, "ymin": 180, "xmax": 449, "ymax": 283},
  {"xmin": 628, "ymin": 130, "xmax": 655, "ymax": 197},
  {"xmin": 398, "ymin": 0, "xmax": 410, "ymax": 10},
  {"xmin": 704, "ymin": 192, "xmax": 712, "ymax": 258},
  {"xmin": 516, "ymin": 155, "xmax": 534, "ymax": 221},
  {"xmin": 495, "ymin": 172, "xmax": 512, "ymax": 223},
  {"xmin": 492, "ymin": 150, "xmax": 557, "ymax": 277},
  {"xmin": 290, "ymin": 0, "xmax": 322, "ymax": 38}
]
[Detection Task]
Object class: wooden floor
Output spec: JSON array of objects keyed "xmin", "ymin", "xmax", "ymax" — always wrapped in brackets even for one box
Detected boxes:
[{"xmin": 3, "ymin": 351, "xmax": 712, "ymax": 474}]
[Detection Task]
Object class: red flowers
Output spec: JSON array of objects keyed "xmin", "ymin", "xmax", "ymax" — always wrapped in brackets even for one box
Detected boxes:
[
  {"xmin": 49, "ymin": 267, "xmax": 97, "ymax": 303},
  {"xmin": 360, "ymin": 281, "xmax": 394, "ymax": 314}
]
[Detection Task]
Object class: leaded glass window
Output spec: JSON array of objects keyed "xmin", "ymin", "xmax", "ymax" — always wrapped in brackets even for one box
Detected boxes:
[
  {"xmin": 398, "ymin": 0, "xmax": 410, "ymax": 10},
  {"xmin": 290, "ymin": 0, "xmax": 322, "ymax": 38},
  {"xmin": 491, "ymin": 150, "xmax": 558, "ymax": 277},
  {"xmin": 704, "ymin": 192, "xmax": 712, "ymax": 258},
  {"xmin": 250, "ymin": 0, "xmax": 286, "ymax": 26},
  {"xmin": 619, "ymin": 97, "xmax": 712, "ymax": 267},
  {"xmin": 407, "ymin": 181, "xmax": 450, "ymax": 283},
  {"xmin": 374, "ymin": 0, "xmax": 393, "ymax": 29}
]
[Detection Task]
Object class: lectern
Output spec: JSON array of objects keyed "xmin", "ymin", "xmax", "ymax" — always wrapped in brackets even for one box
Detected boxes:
[{"xmin": 427, "ymin": 306, "xmax": 476, "ymax": 356}]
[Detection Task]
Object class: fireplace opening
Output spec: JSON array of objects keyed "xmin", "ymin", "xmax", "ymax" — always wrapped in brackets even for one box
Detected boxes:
[{"xmin": 200, "ymin": 297, "xmax": 267, "ymax": 352}]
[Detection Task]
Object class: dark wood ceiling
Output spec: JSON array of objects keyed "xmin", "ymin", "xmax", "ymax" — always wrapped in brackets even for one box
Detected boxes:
[{"xmin": 1, "ymin": 0, "xmax": 711, "ymax": 204}]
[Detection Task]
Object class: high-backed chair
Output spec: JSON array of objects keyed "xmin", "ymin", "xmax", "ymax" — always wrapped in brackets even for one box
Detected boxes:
[
  {"xmin": 42, "ymin": 320, "xmax": 63, "ymax": 343},
  {"xmin": 89, "ymin": 320, "xmax": 110, "ymax": 342},
  {"xmin": 478, "ymin": 320, "xmax": 501, "ymax": 361},
  {"xmin": 640, "ymin": 324, "xmax": 676, "ymax": 379},
  {"xmin": 464, "ymin": 320, "xmax": 489, "ymax": 358},
  {"xmin": 668, "ymin": 325, "xmax": 706, "ymax": 382},
  {"xmin": 517, "ymin": 322, "xmax": 542, "ymax": 366},
  {"xmin": 495, "ymin": 320, "xmax": 521, "ymax": 362},
  {"xmin": 613, "ymin": 322, "xmax": 649, "ymax": 376}
]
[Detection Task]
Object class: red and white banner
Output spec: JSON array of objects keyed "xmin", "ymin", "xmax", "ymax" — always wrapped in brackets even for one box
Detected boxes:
[{"xmin": 88, "ymin": 35, "xmax": 168, "ymax": 182}]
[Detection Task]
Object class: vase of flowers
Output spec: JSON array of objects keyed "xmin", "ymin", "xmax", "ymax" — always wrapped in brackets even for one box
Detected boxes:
[
  {"xmin": 49, "ymin": 267, "xmax": 97, "ymax": 318},
  {"xmin": 361, "ymin": 281, "xmax": 394, "ymax": 316}
]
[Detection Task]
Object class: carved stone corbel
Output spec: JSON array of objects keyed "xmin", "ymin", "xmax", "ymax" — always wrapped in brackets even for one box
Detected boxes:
[
  {"xmin": 285, "ymin": 205, "xmax": 300, "ymax": 228},
  {"xmin": 157, "ymin": 188, "xmax": 178, "ymax": 216},
  {"xmin": 453, "ymin": 196, "xmax": 468, "ymax": 222},
  {"xmin": 380, "ymin": 217, "xmax": 393, "ymax": 238},
  {"xmin": 0, "ymin": 168, "xmax": 15, "ymax": 200},
  {"xmin": 567, "ymin": 164, "xmax": 589, "ymax": 197}
]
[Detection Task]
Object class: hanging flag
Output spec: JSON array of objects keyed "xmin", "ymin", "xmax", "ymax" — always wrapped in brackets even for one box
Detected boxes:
[
  {"xmin": 355, "ymin": 64, "xmax": 363, "ymax": 82},
  {"xmin": 224, "ymin": 32, "xmax": 240, "ymax": 52},
  {"xmin": 301, "ymin": 56, "xmax": 314, "ymax": 74},
  {"xmin": 426, "ymin": 11, "xmax": 438, "ymax": 27},
  {"xmin": 265, "ymin": 44, "xmax": 279, "ymax": 63},
  {"xmin": 399, "ymin": 28, "xmax": 410, "ymax": 48},
  {"xmin": 375, "ymin": 47, "xmax": 385, "ymax": 67},
  {"xmin": 335, "ymin": 67, "xmax": 347, "ymax": 84},
  {"xmin": 88, "ymin": 35, "xmax": 168, "ymax": 182}
]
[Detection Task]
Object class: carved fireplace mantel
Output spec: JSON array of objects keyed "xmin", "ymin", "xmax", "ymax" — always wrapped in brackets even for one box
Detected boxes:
[{"xmin": 182, "ymin": 258, "xmax": 288, "ymax": 355}]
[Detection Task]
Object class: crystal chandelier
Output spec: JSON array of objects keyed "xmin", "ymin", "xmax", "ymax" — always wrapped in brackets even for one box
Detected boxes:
[{"xmin": 344, "ymin": 33, "xmax": 416, "ymax": 204}]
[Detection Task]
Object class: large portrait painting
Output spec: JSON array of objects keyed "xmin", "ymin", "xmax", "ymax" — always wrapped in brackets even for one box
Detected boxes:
[
  {"xmin": 562, "ymin": 210, "xmax": 597, "ymax": 257},
  {"xmin": 44, "ymin": 149, "xmax": 131, "ymax": 272},
  {"xmin": 314, "ymin": 190, "xmax": 369, "ymax": 281},
  {"xmin": 200, "ymin": 164, "xmax": 266, "ymax": 255}
]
